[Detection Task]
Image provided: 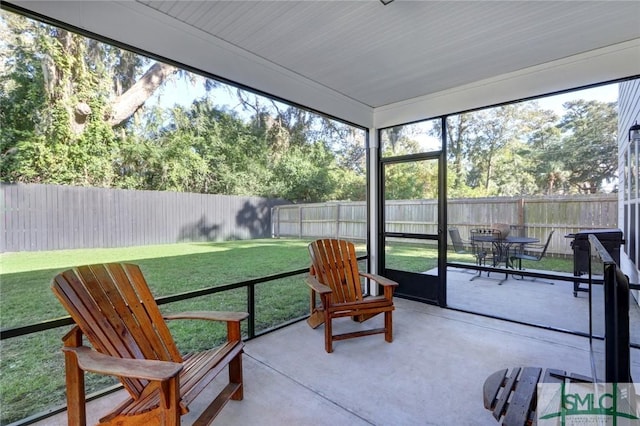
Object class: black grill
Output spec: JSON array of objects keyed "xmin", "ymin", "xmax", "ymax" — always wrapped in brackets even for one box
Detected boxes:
[{"xmin": 565, "ymin": 229, "xmax": 624, "ymax": 297}]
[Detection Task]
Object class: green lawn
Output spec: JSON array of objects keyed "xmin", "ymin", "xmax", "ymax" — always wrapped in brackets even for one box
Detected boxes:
[
  {"xmin": 0, "ymin": 238, "xmax": 573, "ymax": 424},
  {"xmin": 385, "ymin": 242, "xmax": 574, "ymax": 274},
  {"xmin": 0, "ymin": 239, "xmax": 316, "ymax": 425}
]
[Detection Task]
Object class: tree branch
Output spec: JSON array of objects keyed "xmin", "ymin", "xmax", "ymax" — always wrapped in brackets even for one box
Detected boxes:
[{"xmin": 108, "ymin": 62, "xmax": 178, "ymax": 127}]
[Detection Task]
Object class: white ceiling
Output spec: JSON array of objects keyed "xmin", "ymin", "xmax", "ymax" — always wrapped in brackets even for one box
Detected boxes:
[
  {"xmin": 6, "ymin": 1, "xmax": 640, "ymax": 127},
  {"xmin": 135, "ymin": 0, "xmax": 640, "ymax": 109}
]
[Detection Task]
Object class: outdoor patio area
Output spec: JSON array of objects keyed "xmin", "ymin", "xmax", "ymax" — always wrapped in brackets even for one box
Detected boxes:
[
  {"xmin": 32, "ymin": 292, "xmax": 640, "ymax": 426},
  {"xmin": 446, "ymin": 266, "xmax": 640, "ymax": 343}
]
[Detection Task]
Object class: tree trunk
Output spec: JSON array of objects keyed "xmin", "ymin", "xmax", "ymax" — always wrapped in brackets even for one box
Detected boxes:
[{"xmin": 107, "ymin": 62, "xmax": 178, "ymax": 127}]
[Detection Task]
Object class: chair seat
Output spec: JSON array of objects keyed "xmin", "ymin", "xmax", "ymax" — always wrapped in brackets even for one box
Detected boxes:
[
  {"xmin": 106, "ymin": 341, "xmax": 244, "ymax": 422},
  {"xmin": 510, "ymin": 230, "xmax": 555, "ymax": 271},
  {"xmin": 329, "ymin": 298, "xmax": 394, "ymax": 319}
]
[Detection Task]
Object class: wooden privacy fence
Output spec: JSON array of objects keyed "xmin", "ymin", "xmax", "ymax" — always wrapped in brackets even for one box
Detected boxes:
[
  {"xmin": 1, "ymin": 183, "xmax": 287, "ymax": 252},
  {"xmin": 272, "ymin": 194, "xmax": 619, "ymax": 257},
  {"xmin": 1, "ymin": 183, "xmax": 618, "ymax": 256}
]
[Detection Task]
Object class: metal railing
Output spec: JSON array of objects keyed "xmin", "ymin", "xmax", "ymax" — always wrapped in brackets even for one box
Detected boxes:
[{"xmin": 0, "ymin": 263, "xmax": 323, "ymax": 426}]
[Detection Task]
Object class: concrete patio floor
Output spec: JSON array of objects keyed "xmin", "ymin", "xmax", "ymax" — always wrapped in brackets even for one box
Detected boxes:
[
  {"xmin": 446, "ymin": 266, "xmax": 596, "ymax": 333},
  {"xmin": 445, "ymin": 266, "xmax": 640, "ymax": 342},
  {"xmin": 32, "ymin": 291, "xmax": 640, "ymax": 426}
]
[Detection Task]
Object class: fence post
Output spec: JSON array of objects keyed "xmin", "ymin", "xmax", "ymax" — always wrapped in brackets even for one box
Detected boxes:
[
  {"xmin": 271, "ymin": 206, "xmax": 278, "ymax": 238},
  {"xmin": 518, "ymin": 197, "xmax": 525, "ymax": 228},
  {"xmin": 335, "ymin": 203, "xmax": 341, "ymax": 239}
]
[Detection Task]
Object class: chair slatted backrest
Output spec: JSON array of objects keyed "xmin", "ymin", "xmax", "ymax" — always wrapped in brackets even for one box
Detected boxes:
[
  {"xmin": 449, "ymin": 228, "xmax": 466, "ymax": 253},
  {"xmin": 308, "ymin": 239, "xmax": 364, "ymax": 304},
  {"xmin": 52, "ymin": 263, "xmax": 182, "ymax": 399},
  {"xmin": 539, "ymin": 230, "xmax": 555, "ymax": 257}
]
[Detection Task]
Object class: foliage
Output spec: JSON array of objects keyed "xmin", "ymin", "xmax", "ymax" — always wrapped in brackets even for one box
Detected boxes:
[
  {"xmin": 431, "ymin": 100, "xmax": 619, "ymax": 197},
  {"xmin": 0, "ymin": 9, "xmax": 623, "ymax": 202},
  {"xmin": 0, "ymin": 13, "xmax": 130, "ymax": 186},
  {"xmin": 0, "ymin": 11, "xmax": 368, "ymax": 202},
  {"xmin": 555, "ymin": 100, "xmax": 618, "ymax": 193}
]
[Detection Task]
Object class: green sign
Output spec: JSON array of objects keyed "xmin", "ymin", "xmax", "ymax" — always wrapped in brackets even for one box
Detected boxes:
[{"xmin": 537, "ymin": 382, "xmax": 639, "ymax": 425}]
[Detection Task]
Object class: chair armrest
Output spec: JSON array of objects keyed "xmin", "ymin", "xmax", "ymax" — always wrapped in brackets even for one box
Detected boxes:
[
  {"xmin": 164, "ymin": 311, "xmax": 248, "ymax": 342},
  {"xmin": 306, "ymin": 275, "xmax": 332, "ymax": 294},
  {"xmin": 164, "ymin": 311, "xmax": 249, "ymax": 323},
  {"xmin": 62, "ymin": 346, "xmax": 182, "ymax": 381},
  {"xmin": 359, "ymin": 272, "xmax": 399, "ymax": 287}
]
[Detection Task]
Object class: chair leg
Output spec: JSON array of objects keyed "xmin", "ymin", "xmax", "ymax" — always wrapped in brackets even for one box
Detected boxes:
[
  {"xmin": 510, "ymin": 257, "xmax": 524, "ymax": 280},
  {"xmin": 62, "ymin": 328, "xmax": 86, "ymax": 426},
  {"xmin": 64, "ymin": 351, "xmax": 87, "ymax": 426},
  {"xmin": 470, "ymin": 254, "xmax": 485, "ymax": 281},
  {"xmin": 384, "ymin": 311, "xmax": 393, "ymax": 343},
  {"xmin": 511, "ymin": 258, "xmax": 554, "ymax": 285},
  {"xmin": 229, "ymin": 353, "xmax": 244, "ymax": 400},
  {"xmin": 159, "ymin": 376, "xmax": 180, "ymax": 426},
  {"xmin": 324, "ymin": 309, "xmax": 333, "ymax": 353}
]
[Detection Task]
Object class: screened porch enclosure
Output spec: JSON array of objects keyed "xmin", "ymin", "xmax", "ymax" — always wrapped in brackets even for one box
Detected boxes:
[{"xmin": 2, "ymin": 1, "xmax": 640, "ymax": 424}]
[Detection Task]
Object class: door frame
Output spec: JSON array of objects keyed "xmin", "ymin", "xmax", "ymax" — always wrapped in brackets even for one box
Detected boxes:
[{"xmin": 376, "ymin": 121, "xmax": 448, "ymax": 306}]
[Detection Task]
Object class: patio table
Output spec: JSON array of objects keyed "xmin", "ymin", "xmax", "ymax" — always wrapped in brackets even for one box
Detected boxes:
[
  {"xmin": 483, "ymin": 366, "xmax": 593, "ymax": 425},
  {"xmin": 472, "ymin": 235, "xmax": 539, "ymax": 269}
]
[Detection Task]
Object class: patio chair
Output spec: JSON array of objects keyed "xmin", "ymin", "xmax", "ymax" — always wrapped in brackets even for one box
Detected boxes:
[
  {"xmin": 449, "ymin": 227, "xmax": 469, "ymax": 254},
  {"xmin": 51, "ymin": 263, "xmax": 248, "ymax": 425},
  {"xmin": 510, "ymin": 230, "xmax": 554, "ymax": 270},
  {"xmin": 510, "ymin": 230, "xmax": 555, "ymax": 284},
  {"xmin": 449, "ymin": 227, "xmax": 481, "ymax": 277},
  {"xmin": 469, "ymin": 228, "xmax": 501, "ymax": 279},
  {"xmin": 306, "ymin": 239, "xmax": 397, "ymax": 353}
]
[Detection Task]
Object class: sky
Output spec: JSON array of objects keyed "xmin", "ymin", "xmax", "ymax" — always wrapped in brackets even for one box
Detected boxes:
[
  {"xmin": 535, "ymin": 83, "xmax": 618, "ymax": 115},
  {"xmin": 153, "ymin": 72, "xmax": 620, "ymax": 122}
]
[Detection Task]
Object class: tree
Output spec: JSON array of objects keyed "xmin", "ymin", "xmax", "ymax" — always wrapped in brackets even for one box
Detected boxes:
[
  {"xmin": 444, "ymin": 115, "xmax": 471, "ymax": 192},
  {"xmin": 556, "ymin": 100, "xmax": 618, "ymax": 193},
  {"xmin": 465, "ymin": 104, "xmax": 534, "ymax": 193},
  {"xmin": 0, "ymin": 12, "xmax": 177, "ymax": 185},
  {"xmin": 269, "ymin": 142, "xmax": 339, "ymax": 203},
  {"xmin": 436, "ymin": 103, "xmax": 545, "ymax": 197},
  {"xmin": 236, "ymin": 90, "xmax": 368, "ymax": 202},
  {"xmin": 518, "ymin": 109, "xmax": 566, "ymax": 195}
]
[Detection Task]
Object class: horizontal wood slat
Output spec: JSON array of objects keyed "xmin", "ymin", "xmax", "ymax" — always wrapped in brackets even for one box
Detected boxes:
[
  {"xmin": 51, "ymin": 262, "xmax": 248, "ymax": 425},
  {"xmin": 306, "ymin": 239, "xmax": 398, "ymax": 352}
]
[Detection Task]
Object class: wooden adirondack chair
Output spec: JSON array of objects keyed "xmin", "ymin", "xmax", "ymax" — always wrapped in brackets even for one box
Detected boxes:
[
  {"xmin": 306, "ymin": 239, "xmax": 398, "ymax": 353},
  {"xmin": 51, "ymin": 263, "xmax": 249, "ymax": 426}
]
